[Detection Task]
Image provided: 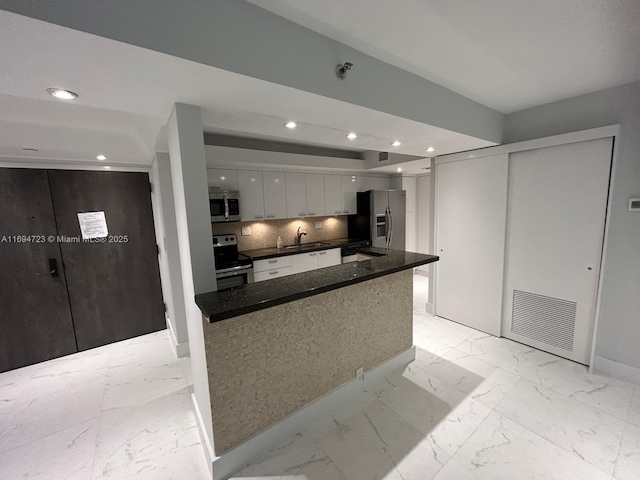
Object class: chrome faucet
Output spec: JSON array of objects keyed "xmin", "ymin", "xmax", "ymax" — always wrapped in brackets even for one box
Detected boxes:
[{"xmin": 296, "ymin": 226, "xmax": 307, "ymax": 245}]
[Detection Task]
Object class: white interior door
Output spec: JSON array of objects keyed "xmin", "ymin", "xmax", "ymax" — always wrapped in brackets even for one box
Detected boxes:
[
  {"xmin": 503, "ymin": 138, "xmax": 612, "ymax": 365},
  {"xmin": 435, "ymin": 154, "xmax": 508, "ymax": 335}
]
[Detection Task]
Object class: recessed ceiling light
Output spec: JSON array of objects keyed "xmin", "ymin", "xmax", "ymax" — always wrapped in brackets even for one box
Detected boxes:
[
  {"xmin": 220, "ymin": 176, "xmax": 225, "ymax": 180},
  {"xmin": 396, "ymin": 167, "xmax": 402, "ymax": 172},
  {"xmin": 96, "ymin": 154, "xmax": 107, "ymax": 161},
  {"xmin": 285, "ymin": 121, "xmax": 297, "ymax": 129},
  {"xmin": 46, "ymin": 88, "xmax": 78, "ymax": 100},
  {"xmin": 426, "ymin": 146, "xmax": 435, "ymax": 153},
  {"xmin": 391, "ymin": 140, "xmax": 401, "ymax": 147},
  {"xmin": 346, "ymin": 132, "xmax": 357, "ymax": 140}
]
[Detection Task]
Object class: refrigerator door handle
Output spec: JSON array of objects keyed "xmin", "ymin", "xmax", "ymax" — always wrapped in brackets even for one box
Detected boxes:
[
  {"xmin": 384, "ymin": 206, "xmax": 390, "ymax": 247},
  {"xmin": 388, "ymin": 205, "xmax": 393, "ymax": 249}
]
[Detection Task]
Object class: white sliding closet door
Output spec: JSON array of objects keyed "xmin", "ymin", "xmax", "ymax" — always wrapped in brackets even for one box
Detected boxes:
[
  {"xmin": 504, "ymin": 138, "xmax": 612, "ymax": 365},
  {"xmin": 435, "ymin": 154, "xmax": 508, "ymax": 335}
]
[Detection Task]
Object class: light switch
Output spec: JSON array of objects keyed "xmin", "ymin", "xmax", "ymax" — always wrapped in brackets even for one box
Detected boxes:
[{"xmin": 241, "ymin": 226, "xmax": 251, "ymax": 236}]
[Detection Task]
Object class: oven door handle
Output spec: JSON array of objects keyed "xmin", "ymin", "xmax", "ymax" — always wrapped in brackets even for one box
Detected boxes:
[
  {"xmin": 216, "ymin": 265, "xmax": 253, "ymax": 275},
  {"xmin": 223, "ymin": 192, "xmax": 230, "ymax": 220}
]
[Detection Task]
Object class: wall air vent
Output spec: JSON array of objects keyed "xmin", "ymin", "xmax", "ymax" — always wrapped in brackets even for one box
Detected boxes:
[
  {"xmin": 378, "ymin": 152, "xmax": 389, "ymax": 162},
  {"xmin": 629, "ymin": 198, "xmax": 640, "ymax": 211},
  {"xmin": 511, "ymin": 290, "xmax": 576, "ymax": 351}
]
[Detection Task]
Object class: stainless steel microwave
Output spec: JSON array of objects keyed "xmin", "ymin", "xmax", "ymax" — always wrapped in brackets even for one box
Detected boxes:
[{"xmin": 209, "ymin": 191, "xmax": 241, "ymax": 222}]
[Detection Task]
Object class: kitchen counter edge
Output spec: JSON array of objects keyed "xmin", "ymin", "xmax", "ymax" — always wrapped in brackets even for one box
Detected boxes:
[{"xmin": 195, "ymin": 248, "xmax": 439, "ymax": 323}]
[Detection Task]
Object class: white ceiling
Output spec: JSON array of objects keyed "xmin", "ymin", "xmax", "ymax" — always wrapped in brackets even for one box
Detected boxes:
[
  {"xmin": 0, "ymin": 10, "xmax": 493, "ymax": 171},
  {"xmin": 6, "ymin": 1, "xmax": 637, "ymax": 172},
  {"xmin": 248, "ymin": 0, "xmax": 640, "ymax": 113}
]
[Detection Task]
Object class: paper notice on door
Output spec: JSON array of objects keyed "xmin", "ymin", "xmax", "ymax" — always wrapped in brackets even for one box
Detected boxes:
[{"xmin": 77, "ymin": 211, "xmax": 108, "ymax": 239}]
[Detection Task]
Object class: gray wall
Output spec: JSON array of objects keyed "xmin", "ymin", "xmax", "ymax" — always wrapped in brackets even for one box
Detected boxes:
[
  {"xmin": 504, "ymin": 81, "xmax": 640, "ymax": 370},
  {"xmin": 0, "ymin": 0, "xmax": 503, "ymax": 143}
]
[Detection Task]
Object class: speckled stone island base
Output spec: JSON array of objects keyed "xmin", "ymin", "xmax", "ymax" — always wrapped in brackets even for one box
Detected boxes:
[{"xmin": 202, "ymin": 268, "xmax": 413, "ymax": 455}]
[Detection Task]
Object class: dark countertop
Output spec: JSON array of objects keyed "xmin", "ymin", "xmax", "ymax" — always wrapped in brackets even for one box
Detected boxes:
[
  {"xmin": 196, "ymin": 247, "xmax": 439, "ymax": 323},
  {"xmin": 239, "ymin": 237, "xmax": 369, "ymax": 260}
]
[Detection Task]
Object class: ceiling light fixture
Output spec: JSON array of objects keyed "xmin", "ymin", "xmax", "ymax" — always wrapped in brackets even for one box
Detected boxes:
[
  {"xmin": 396, "ymin": 167, "xmax": 402, "ymax": 172},
  {"xmin": 46, "ymin": 88, "xmax": 78, "ymax": 100},
  {"xmin": 96, "ymin": 154, "xmax": 107, "ymax": 161},
  {"xmin": 426, "ymin": 147, "xmax": 435, "ymax": 153},
  {"xmin": 285, "ymin": 121, "xmax": 297, "ymax": 129},
  {"xmin": 391, "ymin": 141, "xmax": 401, "ymax": 147},
  {"xmin": 346, "ymin": 132, "xmax": 358, "ymax": 140}
]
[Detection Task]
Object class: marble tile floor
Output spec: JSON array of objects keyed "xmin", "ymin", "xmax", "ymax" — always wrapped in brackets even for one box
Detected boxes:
[
  {"xmin": 231, "ymin": 276, "xmax": 640, "ymax": 480},
  {"xmin": 0, "ymin": 331, "xmax": 211, "ymax": 480},
  {"xmin": 2, "ymin": 273, "xmax": 639, "ymax": 480}
]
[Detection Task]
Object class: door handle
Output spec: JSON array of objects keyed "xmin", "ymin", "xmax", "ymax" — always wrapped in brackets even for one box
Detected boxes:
[
  {"xmin": 36, "ymin": 258, "xmax": 58, "ymax": 278},
  {"xmin": 388, "ymin": 206, "xmax": 393, "ymax": 249},
  {"xmin": 223, "ymin": 192, "xmax": 229, "ymax": 220}
]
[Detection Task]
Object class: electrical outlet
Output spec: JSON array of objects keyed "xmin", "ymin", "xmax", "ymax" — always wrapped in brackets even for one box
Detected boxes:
[
  {"xmin": 241, "ymin": 227, "xmax": 251, "ymax": 236},
  {"xmin": 356, "ymin": 366, "xmax": 364, "ymax": 381},
  {"xmin": 315, "ymin": 221, "xmax": 322, "ymax": 229}
]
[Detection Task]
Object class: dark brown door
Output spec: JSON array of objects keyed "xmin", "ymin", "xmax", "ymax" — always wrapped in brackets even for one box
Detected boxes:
[
  {"xmin": 0, "ymin": 168, "xmax": 77, "ymax": 372},
  {"xmin": 48, "ymin": 170, "xmax": 165, "ymax": 351}
]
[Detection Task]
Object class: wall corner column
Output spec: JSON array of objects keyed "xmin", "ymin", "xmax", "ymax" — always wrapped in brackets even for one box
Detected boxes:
[{"xmin": 167, "ymin": 103, "xmax": 217, "ymax": 470}]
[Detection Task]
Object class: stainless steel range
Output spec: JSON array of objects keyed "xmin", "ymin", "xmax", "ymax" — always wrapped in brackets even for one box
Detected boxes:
[{"xmin": 213, "ymin": 234, "xmax": 253, "ymax": 291}]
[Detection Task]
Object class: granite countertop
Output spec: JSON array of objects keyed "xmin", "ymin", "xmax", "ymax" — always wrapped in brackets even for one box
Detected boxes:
[
  {"xmin": 195, "ymin": 247, "xmax": 439, "ymax": 323},
  {"xmin": 239, "ymin": 237, "xmax": 369, "ymax": 260}
]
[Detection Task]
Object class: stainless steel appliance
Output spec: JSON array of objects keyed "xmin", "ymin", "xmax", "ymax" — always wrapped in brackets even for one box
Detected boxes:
[
  {"xmin": 213, "ymin": 234, "xmax": 253, "ymax": 291},
  {"xmin": 340, "ymin": 240, "xmax": 369, "ymax": 263},
  {"xmin": 347, "ymin": 190, "xmax": 406, "ymax": 250},
  {"xmin": 209, "ymin": 190, "xmax": 241, "ymax": 223}
]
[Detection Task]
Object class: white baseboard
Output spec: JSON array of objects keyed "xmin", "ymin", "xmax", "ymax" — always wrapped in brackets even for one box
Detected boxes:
[
  {"xmin": 191, "ymin": 393, "xmax": 215, "ymax": 478},
  {"xmin": 208, "ymin": 346, "xmax": 416, "ymax": 480},
  {"xmin": 166, "ymin": 319, "xmax": 189, "ymax": 358},
  {"xmin": 592, "ymin": 355, "xmax": 640, "ymax": 386},
  {"xmin": 425, "ymin": 302, "xmax": 434, "ymax": 314}
]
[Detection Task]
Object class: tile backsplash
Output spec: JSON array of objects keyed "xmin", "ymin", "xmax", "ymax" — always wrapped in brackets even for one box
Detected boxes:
[{"xmin": 211, "ymin": 216, "xmax": 348, "ymax": 251}]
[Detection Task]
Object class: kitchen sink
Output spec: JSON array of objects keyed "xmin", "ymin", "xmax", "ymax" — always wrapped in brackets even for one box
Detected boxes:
[{"xmin": 284, "ymin": 242, "xmax": 330, "ymax": 250}]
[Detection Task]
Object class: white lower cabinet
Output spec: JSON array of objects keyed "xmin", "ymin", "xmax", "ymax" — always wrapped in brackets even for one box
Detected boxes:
[
  {"xmin": 254, "ymin": 267, "xmax": 292, "ymax": 282},
  {"xmin": 291, "ymin": 251, "xmax": 319, "ymax": 274},
  {"xmin": 317, "ymin": 248, "xmax": 341, "ymax": 268},
  {"xmin": 253, "ymin": 255, "xmax": 292, "ymax": 273},
  {"xmin": 253, "ymin": 248, "xmax": 342, "ymax": 282}
]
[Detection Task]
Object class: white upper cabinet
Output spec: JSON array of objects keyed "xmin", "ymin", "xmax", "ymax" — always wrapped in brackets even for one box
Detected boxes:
[
  {"xmin": 207, "ymin": 169, "xmax": 238, "ymax": 191},
  {"xmin": 324, "ymin": 175, "xmax": 343, "ymax": 215},
  {"xmin": 305, "ymin": 174, "xmax": 325, "ymax": 216},
  {"xmin": 356, "ymin": 175, "xmax": 376, "ymax": 192},
  {"xmin": 374, "ymin": 176, "xmax": 391, "ymax": 190},
  {"xmin": 341, "ymin": 175, "xmax": 357, "ymax": 214},
  {"xmin": 263, "ymin": 172, "xmax": 288, "ymax": 220},
  {"xmin": 237, "ymin": 170, "xmax": 265, "ymax": 221},
  {"xmin": 286, "ymin": 173, "xmax": 308, "ymax": 218}
]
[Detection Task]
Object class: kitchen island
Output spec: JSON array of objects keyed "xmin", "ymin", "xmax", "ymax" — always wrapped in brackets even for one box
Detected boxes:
[{"xmin": 194, "ymin": 247, "xmax": 438, "ymax": 460}]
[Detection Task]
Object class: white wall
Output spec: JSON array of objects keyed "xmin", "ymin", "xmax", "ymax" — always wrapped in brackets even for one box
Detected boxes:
[
  {"xmin": 150, "ymin": 153, "xmax": 189, "ymax": 357},
  {"xmin": 504, "ymin": 81, "xmax": 640, "ymax": 372},
  {"xmin": 167, "ymin": 104, "xmax": 217, "ymax": 460},
  {"xmin": 402, "ymin": 176, "xmax": 417, "ymax": 253},
  {"xmin": 416, "ymin": 174, "xmax": 431, "ymax": 255}
]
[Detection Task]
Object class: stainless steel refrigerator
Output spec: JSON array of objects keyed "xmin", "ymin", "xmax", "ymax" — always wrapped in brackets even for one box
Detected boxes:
[{"xmin": 348, "ymin": 190, "xmax": 406, "ymax": 250}]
